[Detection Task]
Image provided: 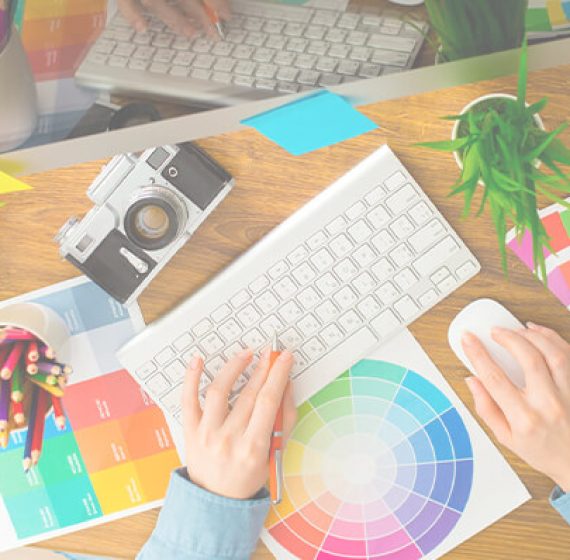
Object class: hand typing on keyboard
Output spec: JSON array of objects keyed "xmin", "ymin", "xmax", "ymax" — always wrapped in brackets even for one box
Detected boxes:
[
  {"xmin": 182, "ymin": 346, "xmax": 297, "ymax": 499},
  {"xmin": 118, "ymin": 0, "xmax": 230, "ymax": 37}
]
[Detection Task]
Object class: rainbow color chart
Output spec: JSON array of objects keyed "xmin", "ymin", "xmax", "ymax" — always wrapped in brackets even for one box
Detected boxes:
[
  {"xmin": 263, "ymin": 330, "xmax": 531, "ymax": 560},
  {"xmin": 0, "ymin": 277, "xmax": 181, "ymax": 552},
  {"xmin": 264, "ymin": 360, "xmax": 473, "ymax": 560},
  {"xmin": 507, "ymin": 199, "xmax": 570, "ymax": 310}
]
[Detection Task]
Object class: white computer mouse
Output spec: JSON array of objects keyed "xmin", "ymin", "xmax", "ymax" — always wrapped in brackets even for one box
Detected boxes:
[
  {"xmin": 388, "ymin": 0, "xmax": 424, "ymax": 5},
  {"xmin": 448, "ymin": 299, "xmax": 526, "ymax": 388}
]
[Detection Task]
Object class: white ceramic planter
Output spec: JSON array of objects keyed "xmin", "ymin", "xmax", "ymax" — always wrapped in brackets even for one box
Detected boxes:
[{"xmin": 451, "ymin": 93, "xmax": 545, "ymax": 171}]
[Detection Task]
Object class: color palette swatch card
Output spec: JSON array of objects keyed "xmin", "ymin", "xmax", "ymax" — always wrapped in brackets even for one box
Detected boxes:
[
  {"xmin": 506, "ymin": 198, "xmax": 570, "ymax": 310},
  {"xmin": 262, "ymin": 330, "xmax": 530, "ymax": 560},
  {"xmin": 0, "ymin": 277, "xmax": 181, "ymax": 552},
  {"xmin": 527, "ymin": 0, "xmax": 570, "ymax": 37}
]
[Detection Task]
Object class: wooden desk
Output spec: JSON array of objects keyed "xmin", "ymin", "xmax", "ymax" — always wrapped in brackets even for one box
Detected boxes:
[{"xmin": 2, "ymin": 63, "xmax": 570, "ymax": 559}]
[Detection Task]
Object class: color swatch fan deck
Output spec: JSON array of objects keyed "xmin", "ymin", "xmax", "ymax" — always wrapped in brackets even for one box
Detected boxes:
[{"xmin": 262, "ymin": 331, "xmax": 530, "ymax": 560}]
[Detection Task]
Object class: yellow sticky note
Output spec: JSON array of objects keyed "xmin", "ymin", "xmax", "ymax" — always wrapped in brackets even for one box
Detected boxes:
[
  {"xmin": 547, "ymin": 0, "xmax": 567, "ymax": 26},
  {"xmin": 0, "ymin": 170, "xmax": 32, "ymax": 195}
]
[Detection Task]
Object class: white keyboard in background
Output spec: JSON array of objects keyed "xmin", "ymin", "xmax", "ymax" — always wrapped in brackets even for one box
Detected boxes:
[
  {"xmin": 76, "ymin": 0, "xmax": 428, "ymax": 105},
  {"xmin": 118, "ymin": 145, "xmax": 480, "ymax": 419}
]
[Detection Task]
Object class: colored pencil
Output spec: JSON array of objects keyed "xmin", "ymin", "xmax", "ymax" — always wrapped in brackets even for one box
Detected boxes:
[
  {"xmin": 268, "ymin": 332, "xmax": 284, "ymax": 505},
  {"xmin": 51, "ymin": 395, "xmax": 66, "ymax": 430},
  {"xmin": 1, "ymin": 342, "xmax": 24, "ymax": 379},
  {"xmin": 50, "ymin": 361, "xmax": 73, "ymax": 375},
  {"xmin": 0, "ymin": 328, "xmax": 35, "ymax": 342},
  {"xmin": 0, "ymin": 378, "xmax": 10, "ymax": 423},
  {"xmin": 23, "ymin": 384, "xmax": 39, "ymax": 471},
  {"xmin": 36, "ymin": 361, "xmax": 62, "ymax": 376},
  {"xmin": 30, "ymin": 372, "xmax": 57, "ymax": 386},
  {"xmin": 26, "ymin": 340, "xmax": 39, "ymax": 362},
  {"xmin": 39, "ymin": 344, "xmax": 55, "ymax": 360},
  {"xmin": 11, "ymin": 363, "xmax": 24, "ymax": 402},
  {"xmin": 12, "ymin": 400, "xmax": 25, "ymax": 425},
  {"xmin": 28, "ymin": 376, "xmax": 64, "ymax": 397},
  {"xmin": 31, "ymin": 390, "xmax": 48, "ymax": 466},
  {"xmin": 26, "ymin": 360, "xmax": 38, "ymax": 375}
]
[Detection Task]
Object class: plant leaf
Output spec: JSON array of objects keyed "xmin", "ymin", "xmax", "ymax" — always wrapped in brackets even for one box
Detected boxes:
[
  {"xmin": 517, "ymin": 38, "xmax": 528, "ymax": 110},
  {"xmin": 416, "ymin": 137, "xmax": 470, "ymax": 152},
  {"xmin": 524, "ymin": 123, "xmax": 568, "ymax": 162}
]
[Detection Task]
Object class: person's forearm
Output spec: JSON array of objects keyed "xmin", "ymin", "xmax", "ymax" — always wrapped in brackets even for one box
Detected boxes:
[{"xmin": 138, "ymin": 469, "xmax": 270, "ymax": 560}]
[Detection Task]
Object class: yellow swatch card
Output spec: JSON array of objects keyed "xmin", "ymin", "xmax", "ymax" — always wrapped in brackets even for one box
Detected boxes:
[{"xmin": 0, "ymin": 170, "xmax": 32, "ymax": 195}]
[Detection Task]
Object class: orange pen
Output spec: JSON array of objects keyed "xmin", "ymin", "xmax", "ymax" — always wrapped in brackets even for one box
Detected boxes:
[
  {"xmin": 203, "ymin": 1, "xmax": 225, "ymax": 39},
  {"xmin": 268, "ymin": 332, "xmax": 284, "ymax": 505}
]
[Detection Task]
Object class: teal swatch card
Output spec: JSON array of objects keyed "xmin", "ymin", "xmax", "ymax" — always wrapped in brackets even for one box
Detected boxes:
[{"xmin": 241, "ymin": 91, "xmax": 378, "ymax": 156}]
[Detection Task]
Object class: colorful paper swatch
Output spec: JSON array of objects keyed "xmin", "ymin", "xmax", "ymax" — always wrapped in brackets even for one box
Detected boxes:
[
  {"xmin": 0, "ymin": 171, "xmax": 32, "ymax": 195},
  {"xmin": 0, "ymin": 277, "xmax": 180, "ymax": 552},
  {"xmin": 507, "ymin": 200, "xmax": 570, "ymax": 309},
  {"xmin": 242, "ymin": 91, "xmax": 378, "ymax": 156},
  {"xmin": 527, "ymin": 0, "xmax": 570, "ymax": 33},
  {"xmin": 265, "ymin": 360, "xmax": 473, "ymax": 559}
]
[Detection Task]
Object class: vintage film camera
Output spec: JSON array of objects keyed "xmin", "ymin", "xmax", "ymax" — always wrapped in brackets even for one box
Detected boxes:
[{"xmin": 56, "ymin": 143, "xmax": 234, "ymax": 305}]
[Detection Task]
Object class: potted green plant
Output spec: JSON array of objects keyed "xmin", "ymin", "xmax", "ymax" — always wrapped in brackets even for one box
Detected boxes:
[
  {"xmin": 425, "ymin": 0, "xmax": 527, "ymax": 63},
  {"xmin": 419, "ymin": 41, "xmax": 570, "ymax": 281}
]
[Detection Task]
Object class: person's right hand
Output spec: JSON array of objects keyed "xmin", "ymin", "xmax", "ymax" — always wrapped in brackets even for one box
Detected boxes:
[
  {"xmin": 181, "ymin": 347, "xmax": 297, "ymax": 500},
  {"xmin": 118, "ymin": 0, "xmax": 231, "ymax": 38},
  {"xmin": 462, "ymin": 323, "xmax": 570, "ymax": 493}
]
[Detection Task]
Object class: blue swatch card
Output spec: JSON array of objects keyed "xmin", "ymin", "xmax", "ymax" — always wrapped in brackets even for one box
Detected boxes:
[{"xmin": 241, "ymin": 91, "xmax": 378, "ymax": 156}]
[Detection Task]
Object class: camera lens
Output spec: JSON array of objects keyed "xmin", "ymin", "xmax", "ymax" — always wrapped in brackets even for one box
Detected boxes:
[{"xmin": 124, "ymin": 186, "xmax": 187, "ymax": 251}]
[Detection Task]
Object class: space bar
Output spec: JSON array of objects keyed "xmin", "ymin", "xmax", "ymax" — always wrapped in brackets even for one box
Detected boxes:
[{"xmin": 293, "ymin": 326, "xmax": 379, "ymax": 405}]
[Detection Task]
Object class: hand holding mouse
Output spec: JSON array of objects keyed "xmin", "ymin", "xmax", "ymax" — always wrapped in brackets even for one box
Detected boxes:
[
  {"xmin": 118, "ymin": 0, "xmax": 230, "ymax": 37},
  {"xmin": 181, "ymin": 347, "xmax": 297, "ymax": 500},
  {"xmin": 462, "ymin": 323, "xmax": 570, "ymax": 493}
]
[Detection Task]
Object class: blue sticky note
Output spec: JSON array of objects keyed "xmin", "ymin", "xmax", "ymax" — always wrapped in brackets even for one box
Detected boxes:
[{"xmin": 241, "ymin": 91, "xmax": 378, "ymax": 156}]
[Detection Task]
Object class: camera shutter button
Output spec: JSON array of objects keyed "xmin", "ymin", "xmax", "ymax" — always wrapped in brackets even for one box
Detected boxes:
[{"xmin": 167, "ymin": 166, "xmax": 178, "ymax": 178}]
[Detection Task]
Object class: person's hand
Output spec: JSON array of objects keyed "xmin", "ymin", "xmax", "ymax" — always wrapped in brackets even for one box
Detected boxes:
[
  {"xmin": 182, "ymin": 347, "xmax": 297, "ymax": 500},
  {"xmin": 462, "ymin": 323, "xmax": 570, "ymax": 493},
  {"xmin": 118, "ymin": 0, "xmax": 231, "ymax": 38}
]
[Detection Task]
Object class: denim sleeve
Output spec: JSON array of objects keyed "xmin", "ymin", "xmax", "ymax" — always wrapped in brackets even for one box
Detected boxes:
[
  {"xmin": 550, "ymin": 486, "xmax": 570, "ymax": 524},
  {"xmin": 137, "ymin": 468, "xmax": 270, "ymax": 560}
]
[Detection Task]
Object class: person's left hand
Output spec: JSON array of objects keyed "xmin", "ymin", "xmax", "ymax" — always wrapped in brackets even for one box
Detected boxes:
[{"xmin": 118, "ymin": 0, "xmax": 231, "ymax": 38}]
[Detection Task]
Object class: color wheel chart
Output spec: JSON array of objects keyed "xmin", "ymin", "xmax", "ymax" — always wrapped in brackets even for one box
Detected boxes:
[
  {"xmin": 265, "ymin": 360, "xmax": 473, "ymax": 560},
  {"xmin": 507, "ymin": 198, "xmax": 570, "ymax": 310}
]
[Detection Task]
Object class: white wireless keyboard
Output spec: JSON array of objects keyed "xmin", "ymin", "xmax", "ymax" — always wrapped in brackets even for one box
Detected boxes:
[{"xmin": 118, "ymin": 145, "xmax": 480, "ymax": 420}]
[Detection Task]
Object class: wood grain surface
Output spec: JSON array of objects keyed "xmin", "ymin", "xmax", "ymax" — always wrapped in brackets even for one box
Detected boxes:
[{"xmin": 1, "ymin": 63, "xmax": 570, "ymax": 559}]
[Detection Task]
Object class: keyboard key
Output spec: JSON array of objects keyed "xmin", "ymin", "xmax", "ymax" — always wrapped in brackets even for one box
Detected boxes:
[
  {"xmin": 212, "ymin": 41, "xmax": 234, "ymax": 56},
  {"xmin": 191, "ymin": 69, "xmax": 212, "ymax": 80},
  {"xmin": 201, "ymin": 333, "xmax": 225, "ymax": 354},
  {"xmin": 419, "ymin": 289, "xmax": 438, "ymax": 307},
  {"xmin": 297, "ymin": 287, "xmax": 321, "ymax": 309},
  {"xmin": 333, "ymin": 258, "xmax": 358, "ymax": 281},
  {"xmin": 136, "ymin": 361, "xmax": 156, "ymax": 379},
  {"xmin": 390, "ymin": 216, "xmax": 415, "ymax": 239},
  {"xmin": 413, "ymin": 237, "xmax": 459, "ymax": 276},
  {"xmin": 219, "ymin": 318, "xmax": 242, "ymax": 342},
  {"xmin": 225, "ymin": 342, "xmax": 245, "ymax": 359},
  {"xmin": 386, "ymin": 184, "xmax": 419, "ymax": 214},
  {"xmin": 302, "ymin": 337, "xmax": 326, "ymax": 361},
  {"xmin": 339, "ymin": 309, "xmax": 363, "ymax": 332},
  {"xmin": 408, "ymin": 219, "xmax": 446, "ymax": 252},
  {"xmin": 315, "ymin": 273, "xmax": 340, "ymax": 296},
  {"xmin": 295, "ymin": 53, "xmax": 318, "ymax": 69},
  {"xmin": 268, "ymin": 260, "xmax": 289, "ymax": 279},
  {"xmin": 256, "ymin": 63, "xmax": 278, "ymax": 79},
  {"xmin": 193, "ymin": 318, "xmax": 213, "ymax": 337},
  {"xmin": 173, "ymin": 333, "xmax": 194, "ymax": 352},
  {"xmin": 274, "ymin": 276, "xmax": 298, "ymax": 299},
  {"xmin": 337, "ymin": 60, "xmax": 359, "ymax": 75},
  {"xmin": 234, "ymin": 75, "xmax": 255, "ymax": 88},
  {"xmin": 281, "ymin": 327, "xmax": 303, "ymax": 348},
  {"xmin": 362, "ymin": 15, "xmax": 382, "ymax": 26},
  {"xmin": 346, "ymin": 30, "xmax": 368, "ymax": 46},
  {"xmin": 212, "ymin": 304, "xmax": 232, "ymax": 323},
  {"xmin": 328, "ymin": 44, "xmax": 351, "ymax": 58},
  {"xmin": 298, "ymin": 70, "xmax": 320, "ymax": 85},
  {"xmin": 315, "ymin": 56, "xmax": 337, "ymax": 72},
  {"xmin": 312, "ymin": 10, "xmax": 338, "ymax": 26},
  {"xmin": 430, "ymin": 267, "xmax": 450, "ymax": 284},
  {"xmin": 333, "ymin": 286, "xmax": 358, "ymax": 310},
  {"xmin": 288, "ymin": 245, "xmax": 309, "ymax": 265},
  {"xmin": 350, "ymin": 47, "xmax": 372, "ymax": 62},
  {"xmin": 297, "ymin": 313, "xmax": 321, "ymax": 337},
  {"xmin": 155, "ymin": 347, "xmax": 175, "ymax": 365},
  {"xmin": 292, "ymin": 263, "xmax": 317, "ymax": 286},
  {"xmin": 394, "ymin": 268, "xmax": 418, "ymax": 291},
  {"xmin": 394, "ymin": 296, "xmax": 420, "ymax": 321},
  {"xmin": 109, "ymin": 55, "xmax": 128, "ymax": 67},
  {"xmin": 365, "ymin": 185, "xmax": 385, "ymax": 206},
  {"xmin": 305, "ymin": 24, "xmax": 327, "ymax": 39},
  {"xmin": 279, "ymin": 301, "xmax": 303, "ymax": 323},
  {"xmin": 326, "ymin": 216, "xmax": 347, "ymax": 235},
  {"xmin": 353, "ymin": 244, "xmax": 377, "ymax": 268},
  {"xmin": 242, "ymin": 328, "xmax": 265, "ymax": 349},
  {"xmin": 359, "ymin": 62, "xmax": 382, "ymax": 78},
  {"xmin": 237, "ymin": 304, "xmax": 261, "ymax": 327},
  {"xmin": 347, "ymin": 220, "xmax": 372, "ymax": 243},
  {"xmin": 286, "ymin": 37, "xmax": 308, "ymax": 52},
  {"xmin": 409, "ymin": 201, "xmax": 433, "ymax": 226},
  {"xmin": 352, "ymin": 271, "xmax": 376, "ymax": 295},
  {"xmin": 255, "ymin": 290, "xmax": 280, "ymax": 313},
  {"xmin": 375, "ymin": 281, "xmax": 399, "ymax": 305},
  {"xmin": 276, "ymin": 66, "xmax": 299, "ymax": 82},
  {"xmin": 231, "ymin": 289, "xmax": 250, "ymax": 309},
  {"xmin": 182, "ymin": 347, "xmax": 205, "ymax": 364},
  {"xmin": 193, "ymin": 38, "xmax": 214, "ymax": 53},
  {"xmin": 319, "ymin": 73, "xmax": 342, "ymax": 86},
  {"xmin": 385, "ymin": 171, "xmax": 406, "ymax": 191},
  {"xmin": 367, "ymin": 206, "xmax": 390, "ymax": 229},
  {"xmin": 371, "ymin": 258, "xmax": 395, "ymax": 282},
  {"xmin": 291, "ymin": 351, "xmax": 310, "ymax": 377},
  {"xmin": 206, "ymin": 355, "xmax": 226, "ymax": 376},
  {"xmin": 437, "ymin": 275, "xmax": 458, "ymax": 294},
  {"xmin": 194, "ymin": 54, "xmax": 215, "ymax": 69},
  {"xmin": 249, "ymin": 275, "xmax": 269, "ymax": 294},
  {"xmin": 154, "ymin": 48, "xmax": 175, "ymax": 63},
  {"xmin": 278, "ymin": 82, "xmax": 300, "ymax": 93},
  {"xmin": 319, "ymin": 324, "xmax": 344, "ymax": 347},
  {"xmin": 307, "ymin": 41, "xmax": 328, "ymax": 56},
  {"xmin": 330, "ymin": 234, "xmax": 354, "ymax": 257},
  {"xmin": 307, "ymin": 230, "xmax": 327, "ymax": 250},
  {"xmin": 260, "ymin": 315, "xmax": 284, "ymax": 337},
  {"xmin": 371, "ymin": 48, "xmax": 410, "ymax": 66},
  {"xmin": 214, "ymin": 57, "xmax": 236, "ymax": 72},
  {"xmin": 232, "ymin": 373, "xmax": 249, "ymax": 394},
  {"xmin": 315, "ymin": 300, "xmax": 339, "ymax": 323},
  {"xmin": 368, "ymin": 35, "xmax": 415, "ymax": 53},
  {"xmin": 371, "ymin": 230, "xmax": 396, "ymax": 254},
  {"xmin": 161, "ymin": 384, "xmax": 183, "ymax": 413},
  {"xmin": 357, "ymin": 295, "xmax": 382, "ymax": 319},
  {"xmin": 390, "ymin": 243, "xmax": 414, "ymax": 267},
  {"xmin": 274, "ymin": 51, "xmax": 296, "ymax": 66},
  {"xmin": 146, "ymin": 373, "xmax": 171, "ymax": 396},
  {"xmin": 370, "ymin": 309, "xmax": 401, "ymax": 339},
  {"xmin": 170, "ymin": 65, "xmax": 189, "ymax": 77},
  {"xmin": 337, "ymin": 13, "xmax": 360, "ymax": 29},
  {"xmin": 456, "ymin": 261, "xmax": 478, "ymax": 280},
  {"xmin": 164, "ymin": 360, "xmax": 186, "ymax": 382}
]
